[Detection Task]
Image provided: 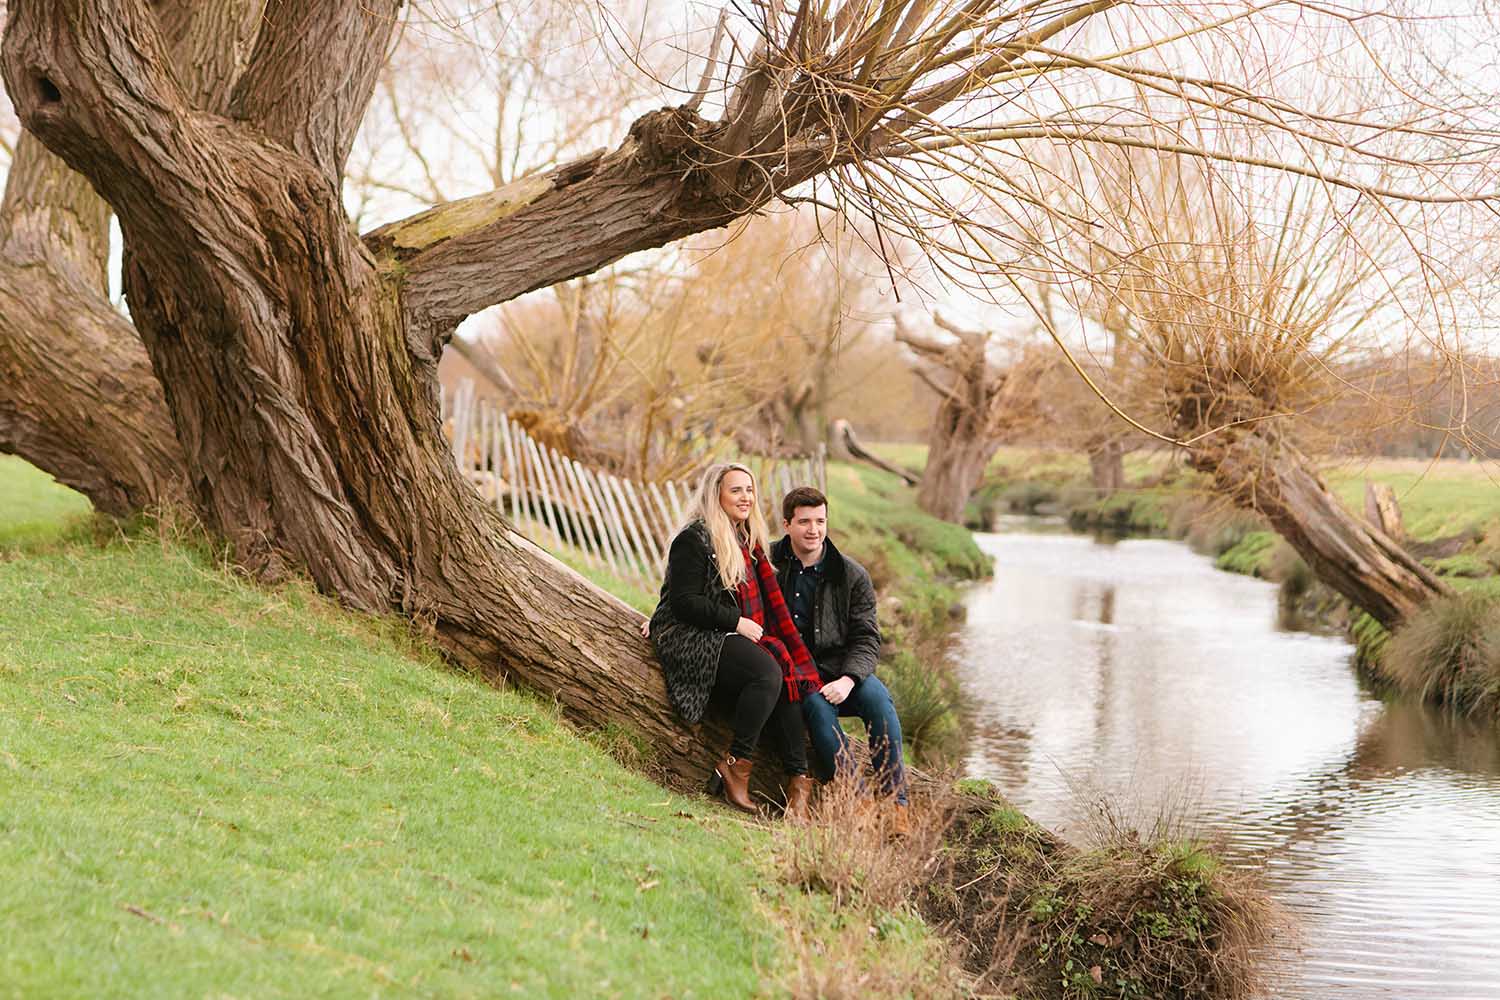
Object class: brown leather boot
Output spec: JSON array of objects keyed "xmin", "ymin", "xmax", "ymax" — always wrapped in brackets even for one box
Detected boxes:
[
  {"xmin": 783, "ymin": 774, "xmax": 816, "ymax": 823},
  {"xmin": 712, "ymin": 754, "xmax": 757, "ymax": 813}
]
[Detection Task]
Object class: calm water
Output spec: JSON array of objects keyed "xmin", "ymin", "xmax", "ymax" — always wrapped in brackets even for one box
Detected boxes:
[{"xmin": 958, "ymin": 519, "xmax": 1500, "ymax": 999}]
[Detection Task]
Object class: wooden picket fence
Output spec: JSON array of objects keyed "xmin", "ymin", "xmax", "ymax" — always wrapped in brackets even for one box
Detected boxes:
[{"xmin": 441, "ymin": 379, "xmax": 826, "ymax": 584}]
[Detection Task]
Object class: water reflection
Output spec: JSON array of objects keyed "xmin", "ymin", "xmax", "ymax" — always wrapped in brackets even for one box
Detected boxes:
[{"xmin": 958, "ymin": 528, "xmax": 1500, "ymax": 1000}]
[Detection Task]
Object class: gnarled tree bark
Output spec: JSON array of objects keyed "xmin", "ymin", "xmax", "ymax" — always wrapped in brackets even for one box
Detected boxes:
[
  {"xmin": 0, "ymin": 133, "xmax": 185, "ymax": 515},
  {"xmin": 0, "ymin": 0, "xmax": 261, "ymax": 515},
  {"xmin": 897, "ymin": 314, "xmax": 1052, "ymax": 522}
]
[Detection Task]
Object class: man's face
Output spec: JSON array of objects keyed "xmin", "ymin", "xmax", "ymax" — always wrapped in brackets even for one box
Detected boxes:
[{"xmin": 784, "ymin": 504, "xmax": 828, "ymax": 559}]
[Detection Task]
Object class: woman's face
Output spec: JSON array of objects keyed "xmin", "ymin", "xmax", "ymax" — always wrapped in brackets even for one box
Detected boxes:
[{"xmin": 718, "ymin": 469, "xmax": 755, "ymax": 525}]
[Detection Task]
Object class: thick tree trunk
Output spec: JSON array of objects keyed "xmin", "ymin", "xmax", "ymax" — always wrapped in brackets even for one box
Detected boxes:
[
  {"xmin": 0, "ymin": 0, "xmax": 262, "ymax": 516},
  {"xmin": 0, "ymin": 133, "xmax": 186, "ymax": 515},
  {"xmin": 0, "ymin": 0, "xmax": 826, "ymax": 794},
  {"xmin": 1192, "ymin": 429, "xmax": 1449, "ymax": 628},
  {"xmin": 917, "ymin": 401, "xmax": 1001, "ymax": 522}
]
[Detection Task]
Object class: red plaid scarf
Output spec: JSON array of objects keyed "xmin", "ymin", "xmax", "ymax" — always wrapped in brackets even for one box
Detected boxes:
[{"xmin": 736, "ymin": 542, "xmax": 820, "ymax": 702}]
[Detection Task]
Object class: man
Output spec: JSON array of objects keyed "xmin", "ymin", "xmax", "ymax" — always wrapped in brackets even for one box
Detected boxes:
[{"xmin": 771, "ymin": 486, "xmax": 909, "ymax": 831}]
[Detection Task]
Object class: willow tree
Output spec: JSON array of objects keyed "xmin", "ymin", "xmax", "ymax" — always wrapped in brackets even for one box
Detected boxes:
[
  {"xmin": 897, "ymin": 313, "xmax": 1054, "ymax": 521},
  {"xmin": 1024, "ymin": 151, "xmax": 1473, "ymax": 627},
  {"xmin": 0, "ymin": 1, "xmax": 263, "ymax": 512},
  {"xmin": 2, "ymin": 0, "xmax": 1494, "ymax": 775}
]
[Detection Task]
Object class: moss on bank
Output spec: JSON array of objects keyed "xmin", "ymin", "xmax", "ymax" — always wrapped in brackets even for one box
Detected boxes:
[{"xmin": 925, "ymin": 780, "xmax": 1276, "ymax": 999}]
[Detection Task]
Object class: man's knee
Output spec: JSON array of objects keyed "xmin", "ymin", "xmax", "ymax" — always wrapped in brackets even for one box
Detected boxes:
[
  {"xmin": 854, "ymin": 676, "xmax": 897, "ymax": 715},
  {"xmin": 802, "ymin": 694, "xmax": 840, "ymax": 731}
]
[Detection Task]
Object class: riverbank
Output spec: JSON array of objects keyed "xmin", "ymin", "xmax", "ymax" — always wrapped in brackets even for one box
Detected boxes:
[
  {"xmin": 0, "ymin": 456, "xmax": 951, "ymax": 997},
  {"xmin": 2, "ymin": 455, "xmax": 1277, "ymax": 997},
  {"xmin": 903, "ymin": 443, "xmax": 1500, "ymax": 717}
]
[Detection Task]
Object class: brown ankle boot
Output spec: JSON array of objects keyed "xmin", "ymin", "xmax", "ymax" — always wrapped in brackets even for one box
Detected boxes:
[
  {"xmin": 713, "ymin": 754, "xmax": 756, "ymax": 813},
  {"xmin": 783, "ymin": 775, "xmax": 816, "ymax": 823}
]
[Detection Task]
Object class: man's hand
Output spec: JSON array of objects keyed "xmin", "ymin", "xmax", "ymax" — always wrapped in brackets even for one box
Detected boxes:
[
  {"xmin": 819, "ymin": 676, "xmax": 855, "ymax": 705},
  {"xmin": 735, "ymin": 617, "xmax": 764, "ymax": 642}
]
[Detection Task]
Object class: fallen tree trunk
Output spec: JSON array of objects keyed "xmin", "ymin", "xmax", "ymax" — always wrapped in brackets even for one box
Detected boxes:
[{"xmin": 1192, "ymin": 428, "xmax": 1449, "ymax": 628}]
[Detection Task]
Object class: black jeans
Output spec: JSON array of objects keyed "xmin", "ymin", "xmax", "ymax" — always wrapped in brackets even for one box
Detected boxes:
[{"xmin": 712, "ymin": 635, "xmax": 808, "ymax": 775}]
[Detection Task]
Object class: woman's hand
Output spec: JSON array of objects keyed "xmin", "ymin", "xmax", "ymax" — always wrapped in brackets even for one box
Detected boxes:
[
  {"xmin": 735, "ymin": 617, "xmax": 764, "ymax": 642},
  {"xmin": 639, "ymin": 619, "xmax": 651, "ymax": 640}
]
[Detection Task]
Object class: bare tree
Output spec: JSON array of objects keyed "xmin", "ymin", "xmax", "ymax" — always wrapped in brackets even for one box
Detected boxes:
[
  {"xmin": 1026, "ymin": 150, "xmax": 1467, "ymax": 626},
  {"xmin": 897, "ymin": 313, "xmax": 1056, "ymax": 521}
]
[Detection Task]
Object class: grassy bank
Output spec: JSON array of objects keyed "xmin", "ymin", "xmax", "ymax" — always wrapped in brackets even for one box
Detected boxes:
[{"xmin": 0, "ymin": 457, "xmax": 950, "ymax": 998}]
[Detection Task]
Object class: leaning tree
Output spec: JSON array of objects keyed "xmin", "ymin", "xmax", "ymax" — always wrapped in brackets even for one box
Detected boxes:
[
  {"xmin": 1022, "ymin": 149, "xmax": 1478, "ymax": 628},
  {"xmin": 2, "ymin": 0, "xmax": 1496, "ymax": 777}
]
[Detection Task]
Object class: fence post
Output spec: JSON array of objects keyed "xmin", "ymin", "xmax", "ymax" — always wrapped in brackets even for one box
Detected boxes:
[
  {"xmin": 540, "ymin": 439, "xmax": 581, "ymax": 550},
  {"xmin": 664, "ymin": 479, "xmax": 688, "ymax": 527},
  {"xmin": 522, "ymin": 433, "xmax": 560, "ymax": 543},
  {"xmin": 595, "ymin": 470, "xmax": 645, "ymax": 583},
  {"xmin": 570, "ymin": 460, "xmax": 622, "ymax": 578},
  {"xmin": 489, "ymin": 410, "xmax": 505, "ymax": 508},
  {"xmin": 546, "ymin": 442, "xmax": 597, "ymax": 565},
  {"xmin": 498, "ymin": 412, "xmax": 525, "ymax": 532},
  {"xmin": 620, "ymin": 477, "xmax": 666, "ymax": 568},
  {"xmin": 606, "ymin": 474, "xmax": 655, "ymax": 582},
  {"xmin": 644, "ymin": 481, "xmax": 678, "ymax": 566},
  {"xmin": 450, "ymin": 379, "xmax": 474, "ymax": 469}
]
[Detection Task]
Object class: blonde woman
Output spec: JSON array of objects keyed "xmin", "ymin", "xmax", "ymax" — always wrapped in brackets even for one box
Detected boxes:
[{"xmin": 648, "ymin": 463, "xmax": 819, "ymax": 818}]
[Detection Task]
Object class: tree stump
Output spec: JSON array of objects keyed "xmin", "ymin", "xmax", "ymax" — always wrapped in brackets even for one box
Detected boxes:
[{"xmin": 1364, "ymin": 481, "xmax": 1405, "ymax": 540}]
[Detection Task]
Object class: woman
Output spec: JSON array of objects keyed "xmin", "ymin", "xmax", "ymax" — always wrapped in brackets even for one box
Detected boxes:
[{"xmin": 648, "ymin": 462, "xmax": 819, "ymax": 819}]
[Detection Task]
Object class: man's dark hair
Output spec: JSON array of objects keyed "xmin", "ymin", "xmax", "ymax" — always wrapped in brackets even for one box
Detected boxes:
[{"xmin": 781, "ymin": 486, "xmax": 829, "ymax": 523}]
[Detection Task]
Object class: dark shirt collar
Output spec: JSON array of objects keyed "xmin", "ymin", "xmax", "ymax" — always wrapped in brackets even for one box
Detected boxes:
[{"xmin": 792, "ymin": 542, "xmax": 827, "ymax": 573}]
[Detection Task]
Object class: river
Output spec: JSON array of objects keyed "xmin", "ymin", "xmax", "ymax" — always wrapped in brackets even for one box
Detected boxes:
[{"xmin": 957, "ymin": 519, "xmax": 1500, "ymax": 999}]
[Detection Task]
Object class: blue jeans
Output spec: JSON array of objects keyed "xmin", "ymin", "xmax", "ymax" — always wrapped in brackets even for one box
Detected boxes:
[{"xmin": 802, "ymin": 675, "xmax": 908, "ymax": 804}]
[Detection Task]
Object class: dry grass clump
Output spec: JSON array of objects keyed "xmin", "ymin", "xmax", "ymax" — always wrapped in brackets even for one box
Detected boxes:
[
  {"xmin": 1383, "ymin": 590, "xmax": 1500, "ymax": 716},
  {"xmin": 777, "ymin": 913, "xmax": 968, "ymax": 1000},
  {"xmin": 771, "ymin": 772, "xmax": 1281, "ymax": 1000},
  {"xmin": 778, "ymin": 773, "xmax": 954, "ymax": 911},
  {"xmin": 772, "ymin": 775, "xmax": 968, "ymax": 999}
]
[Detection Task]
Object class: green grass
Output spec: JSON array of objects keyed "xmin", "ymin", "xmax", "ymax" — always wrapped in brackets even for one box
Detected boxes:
[
  {"xmin": 1323, "ymin": 461, "xmax": 1500, "ymax": 542},
  {"xmin": 0, "ymin": 462, "xmax": 944, "ymax": 998},
  {"xmin": 0, "ymin": 455, "xmax": 94, "ymax": 550},
  {"xmin": 1214, "ymin": 531, "xmax": 1278, "ymax": 577}
]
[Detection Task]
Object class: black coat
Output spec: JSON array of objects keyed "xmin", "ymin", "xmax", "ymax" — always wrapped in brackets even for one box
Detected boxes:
[
  {"xmin": 649, "ymin": 520, "xmax": 740, "ymax": 724},
  {"xmin": 771, "ymin": 534, "xmax": 881, "ymax": 683}
]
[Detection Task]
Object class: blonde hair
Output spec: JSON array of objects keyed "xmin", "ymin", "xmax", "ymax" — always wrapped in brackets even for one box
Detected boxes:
[{"xmin": 692, "ymin": 462, "xmax": 770, "ymax": 592}]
